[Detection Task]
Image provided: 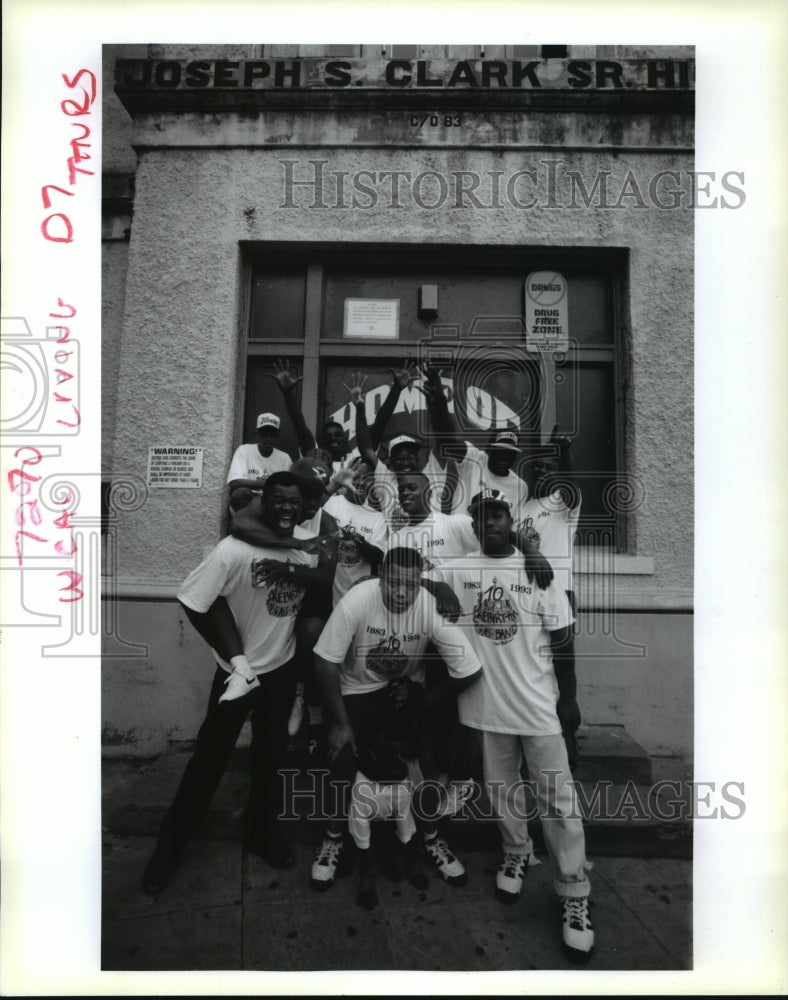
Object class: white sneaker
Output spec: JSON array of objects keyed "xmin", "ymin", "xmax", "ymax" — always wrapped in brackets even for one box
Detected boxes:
[
  {"xmin": 561, "ymin": 896, "xmax": 595, "ymax": 955},
  {"xmin": 218, "ymin": 670, "xmax": 260, "ymax": 703},
  {"xmin": 423, "ymin": 835, "xmax": 466, "ymax": 885},
  {"xmin": 434, "ymin": 779, "xmax": 475, "ymax": 819},
  {"xmin": 287, "ymin": 691, "xmax": 305, "ymax": 736},
  {"xmin": 496, "ymin": 853, "xmax": 528, "ymax": 901},
  {"xmin": 310, "ymin": 835, "xmax": 343, "ymax": 891}
]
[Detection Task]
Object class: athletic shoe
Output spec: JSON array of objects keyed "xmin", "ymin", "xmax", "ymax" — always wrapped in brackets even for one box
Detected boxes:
[
  {"xmin": 310, "ymin": 835, "xmax": 343, "ymax": 890},
  {"xmin": 561, "ymin": 896, "xmax": 595, "ymax": 955},
  {"xmin": 287, "ymin": 691, "xmax": 305, "ymax": 736},
  {"xmin": 423, "ymin": 835, "xmax": 467, "ymax": 886},
  {"xmin": 496, "ymin": 853, "xmax": 528, "ymax": 902},
  {"xmin": 218, "ymin": 670, "xmax": 260, "ymax": 703},
  {"xmin": 434, "ymin": 779, "xmax": 475, "ymax": 819}
]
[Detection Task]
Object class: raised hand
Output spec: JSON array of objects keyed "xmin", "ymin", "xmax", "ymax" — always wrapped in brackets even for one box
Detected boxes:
[
  {"xmin": 549, "ymin": 422, "xmax": 571, "ymax": 451},
  {"xmin": 341, "ymin": 371, "xmax": 368, "ymax": 406},
  {"xmin": 268, "ymin": 358, "xmax": 304, "ymax": 394},
  {"xmin": 330, "ymin": 467, "xmax": 357, "ymax": 491},
  {"xmin": 416, "ymin": 362, "xmax": 446, "ymax": 404},
  {"xmin": 389, "ymin": 361, "xmax": 420, "ymax": 390}
]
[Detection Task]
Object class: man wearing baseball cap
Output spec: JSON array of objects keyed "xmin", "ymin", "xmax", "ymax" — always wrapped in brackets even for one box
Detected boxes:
[
  {"xmin": 226, "ymin": 411, "xmax": 291, "ymax": 495},
  {"xmin": 436, "ymin": 486, "xmax": 594, "ymax": 956},
  {"xmin": 347, "ymin": 372, "xmax": 448, "ymax": 519},
  {"xmin": 417, "ymin": 364, "xmax": 529, "ymax": 524}
]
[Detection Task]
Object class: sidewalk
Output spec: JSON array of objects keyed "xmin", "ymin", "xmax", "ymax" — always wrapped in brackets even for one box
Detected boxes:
[{"xmin": 101, "ymin": 746, "xmax": 692, "ymax": 972}]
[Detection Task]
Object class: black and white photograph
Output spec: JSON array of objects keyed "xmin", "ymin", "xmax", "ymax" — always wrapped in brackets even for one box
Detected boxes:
[
  {"xmin": 100, "ymin": 38, "xmax": 696, "ymax": 972},
  {"xmin": 1, "ymin": 2, "xmax": 786, "ymax": 996}
]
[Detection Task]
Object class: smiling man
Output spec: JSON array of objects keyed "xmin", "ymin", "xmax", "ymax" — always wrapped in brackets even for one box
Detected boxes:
[
  {"xmin": 141, "ymin": 472, "xmax": 318, "ymax": 895},
  {"xmin": 309, "ymin": 546, "xmax": 483, "ymax": 892},
  {"xmin": 437, "ymin": 488, "xmax": 594, "ymax": 956},
  {"xmin": 226, "ymin": 411, "xmax": 292, "ymax": 495}
]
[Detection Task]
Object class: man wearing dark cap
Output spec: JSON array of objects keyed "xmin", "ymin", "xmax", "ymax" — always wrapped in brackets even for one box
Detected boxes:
[
  {"xmin": 436, "ymin": 487, "xmax": 594, "ymax": 956},
  {"xmin": 226, "ymin": 411, "xmax": 291, "ymax": 494}
]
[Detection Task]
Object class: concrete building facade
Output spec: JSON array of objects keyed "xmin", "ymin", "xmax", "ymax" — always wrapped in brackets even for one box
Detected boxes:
[{"xmin": 101, "ymin": 43, "xmax": 697, "ymax": 762}]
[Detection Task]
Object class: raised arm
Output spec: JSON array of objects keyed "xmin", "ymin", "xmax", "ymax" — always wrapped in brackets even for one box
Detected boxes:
[
  {"xmin": 343, "ymin": 372, "xmax": 378, "ymax": 467},
  {"xmin": 418, "ymin": 362, "xmax": 467, "ymax": 463},
  {"xmin": 368, "ymin": 362, "xmax": 420, "ymax": 448},
  {"xmin": 551, "ymin": 423, "xmax": 579, "ymax": 510},
  {"xmin": 268, "ymin": 357, "xmax": 317, "ymax": 457}
]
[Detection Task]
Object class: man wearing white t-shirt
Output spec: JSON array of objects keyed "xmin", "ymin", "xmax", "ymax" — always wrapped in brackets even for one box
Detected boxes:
[
  {"xmin": 346, "ymin": 368, "xmax": 448, "ymax": 519},
  {"xmin": 438, "ymin": 488, "xmax": 594, "ymax": 956},
  {"xmin": 387, "ymin": 470, "xmax": 556, "ymax": 816},
  {"xmin": 323, "ymin": 461, "xmax": 387, "ymax": 606},
  {"xmin": 309, "ymin": 547, "xmax": 483, "ymax": 891},
  {"xmin": 142, "ymin": 472, "xmax": 317, "ymax": 895},
  {"xmin": 417, "ymin": 362, "xmax": 529, "ymax": 522},
  {"xmin": 226, "ymin": 411, "xmax": 291, "ymax": 495}
]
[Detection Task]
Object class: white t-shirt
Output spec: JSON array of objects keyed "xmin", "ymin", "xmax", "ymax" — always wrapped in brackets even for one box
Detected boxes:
[
  {"xmin": 386, "ymin": 511, "xmax": 477, "ymax": 571},
  {"xmin": 516, "ymin": 491, "xmax": 581, "ymax": 592},
  {"xmin": 226, "ymin": 443, "xmax": 291, "ymax": 486},
  {"xmin": 313, "ymin": 579, "xmax": 482, "ymax": 696},
  {"xmin": 323, "ymin": 494, "xmax": 387, "ymax": 605},
  {"xmin": 373, "ymin": 452, "xmax": 447, "ymax": 517},
  {"xmin": 450, "ymin": 443, "xmax": 529, "ymax": 523},
  {"xmin": 438, "ymin": 550, "xmax": 574, "ymax": 736},
  {"xmin": 178, "ymin": 530, "xmax": 317, "ymax": 675}
]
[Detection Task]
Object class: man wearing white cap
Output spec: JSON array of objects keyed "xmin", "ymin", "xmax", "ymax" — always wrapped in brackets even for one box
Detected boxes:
[
  {"xmin": 418, "ymin": 365, "xmax": 529, "ymax": 524},
  {"xmin": 227, "ymin": 412, "xmax": 292, "ymax": 495}
]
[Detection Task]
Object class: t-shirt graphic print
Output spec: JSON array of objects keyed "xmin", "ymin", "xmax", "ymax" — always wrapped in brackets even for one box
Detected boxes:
[{"xmin": 472, "ymin": 577, "xmax": 519, "ymax": 645}]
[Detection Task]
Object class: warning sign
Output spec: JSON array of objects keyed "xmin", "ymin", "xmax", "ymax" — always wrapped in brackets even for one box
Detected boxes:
[
  {"xmin": 147, "ymin": 446, "xmax": 204, "ymax": 488},
  {"xmin": 525, "ymin": 271, "xmax": 569, "ymax": 351}
]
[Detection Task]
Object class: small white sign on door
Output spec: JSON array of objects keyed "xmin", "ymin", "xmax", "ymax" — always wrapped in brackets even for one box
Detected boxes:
[
  {"xmin": 343, "ymin": 298, "xmax": 400, "ymax": 339},
  {"xmin": 525, "ymin": 271, "xmax": 569, "ymax": 351}
]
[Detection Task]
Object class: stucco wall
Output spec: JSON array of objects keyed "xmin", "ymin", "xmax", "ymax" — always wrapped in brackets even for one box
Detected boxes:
[
  {"xmin": 102, "ymin": 601, "xmax": 692, "ymax": 760},
  {"xmin": 101, "ymin": 241, "xmax": 128, "ymax": 472},
  {"xmin": 103, "ymin": 45, "xmax": 694, "ymax": 760},
  {"xmin": 109, "ymin": 144, "xmax": 693, "ymax": 606}
]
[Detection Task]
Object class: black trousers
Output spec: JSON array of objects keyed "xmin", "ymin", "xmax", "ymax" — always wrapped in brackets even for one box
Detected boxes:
[{"xmin": 156, "ymin": 661, "xmax": 298, "ymax": 852}]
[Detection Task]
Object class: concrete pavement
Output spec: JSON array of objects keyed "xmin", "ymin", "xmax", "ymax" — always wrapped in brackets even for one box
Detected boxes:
[{"xmin": 101, "ymin": 747, "xmax": 692, "ymax": 973}]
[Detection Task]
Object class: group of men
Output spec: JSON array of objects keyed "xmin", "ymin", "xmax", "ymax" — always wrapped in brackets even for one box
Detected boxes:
[{"xmin": 142, "ymin": 361, "xmax": 594, "ymax": 957}]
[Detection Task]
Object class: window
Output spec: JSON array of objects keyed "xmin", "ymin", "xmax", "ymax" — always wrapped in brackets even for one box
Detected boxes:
[{"xmin": 242, "ymin": 243, "xmax": 626, "ymax": 548}]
